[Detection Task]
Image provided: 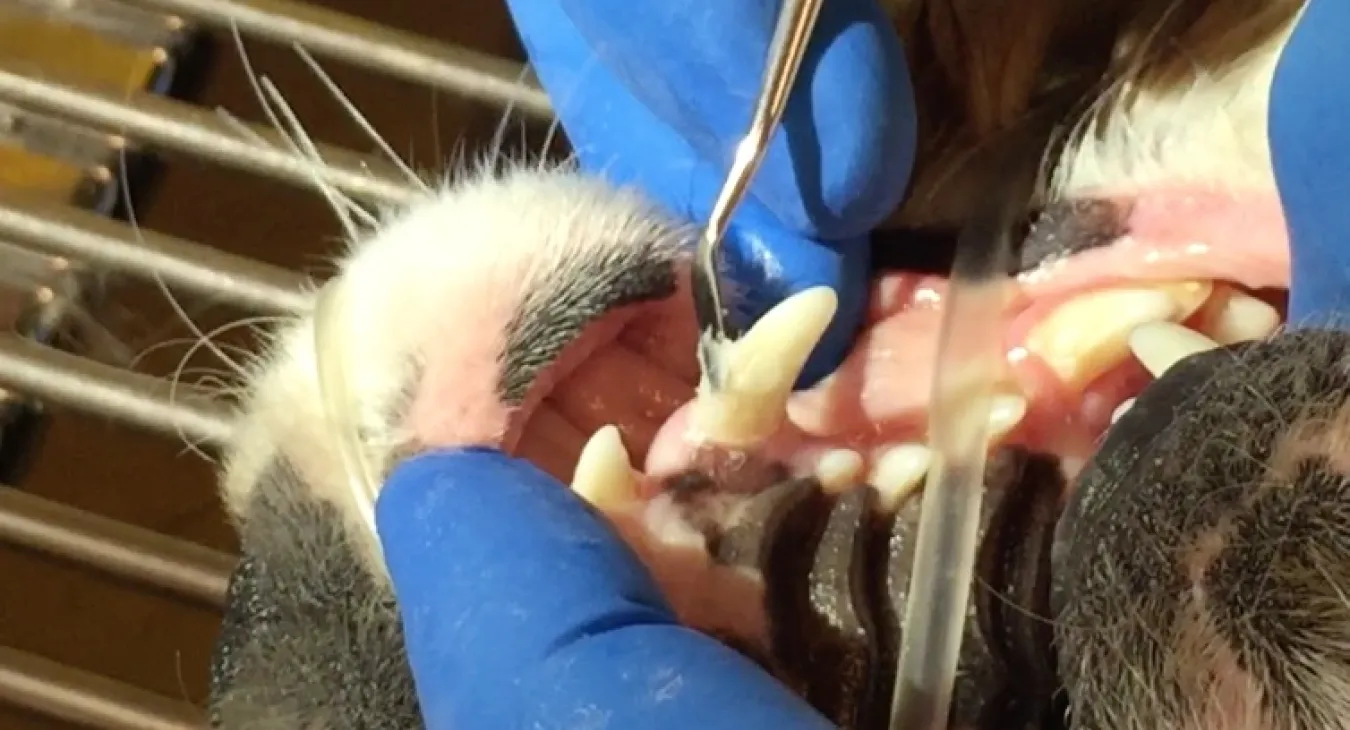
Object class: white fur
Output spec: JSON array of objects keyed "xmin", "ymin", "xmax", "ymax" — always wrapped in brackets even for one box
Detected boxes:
[
  {"xmin": 1051, "ymin": 15, "xmax": 1298, "ymax": 198},
  {"xmin": 220, "ymin": 163, "xmax": 689, "ymax": 567}
]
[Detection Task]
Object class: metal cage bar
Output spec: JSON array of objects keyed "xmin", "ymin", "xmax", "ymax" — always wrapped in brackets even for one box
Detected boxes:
[{"xmin": 0, "ymin": 0, "xmax": 539, "ymax": 723}]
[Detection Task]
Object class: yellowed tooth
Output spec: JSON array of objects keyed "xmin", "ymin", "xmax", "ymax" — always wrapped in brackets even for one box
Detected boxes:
[
  {"xmin": 1022, "ymin": 281, "xmax": 1212, "ymax": 390},
  {"xmin": 815, "ymin": 449, "xmax": 865, "ymax": 492},
  {"xmin": 1128, "ymin": 321, "xmax": 1219, "ymax": 378},
  {"xmin": 1202, "ymin": 289, "xmax": 1281, "ymax": 345},
  {"xmin": 571, "ymin": 425, "xmax": 639, "ymax": 511},
  {"xmin": 868, "ymin": 443, "xmax": 932, "ymax": 512},
  {"xmin": 691, "ymin": 287, "xmax": 838, "ymax": 447}
]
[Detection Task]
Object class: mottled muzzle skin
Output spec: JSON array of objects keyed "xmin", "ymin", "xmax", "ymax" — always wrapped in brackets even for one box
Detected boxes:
[
  {"xmin": 1053, "ymin": 329, "xmax": 1350, "ymax": 730},
  {"xmin": 209, "ymin": 460, "xmax": 423, "ymax": 728}
]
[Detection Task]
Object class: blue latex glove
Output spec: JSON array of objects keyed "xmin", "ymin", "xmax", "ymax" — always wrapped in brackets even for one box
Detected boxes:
[
  {"xmin": 506, "ymin": 0, "xmax": 917, "ymax": 386},
  {"xmin": 377, "ymin": 448, "xmax": 836, "ymax": 730},
  {"xmin": 1270, "ymin": 0, "xmax": 1350, "ymax": 325}
]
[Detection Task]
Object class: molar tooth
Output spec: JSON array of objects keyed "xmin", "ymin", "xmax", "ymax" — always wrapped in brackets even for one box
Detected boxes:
[
  {"xmin": 1128, "ymin": 322, "xmax": 1219, "ymax": 378},
  {"xmin": 1022, "ymin": 281, "xmax": 1213, "ymax": 390},
  {"xmin": 868, "ymin": 443, "xmax": 932, "ymax": 512},
  {"xmin": 570, "ymin": 425, "xmax": 639, "ymax": 511},
  {"xmin": 815, "ymin": 449, "xmax": 865, "ymax": 493},
  {"xmin": 1202, "ymin": 289, "xmax": 1281, "ymax": 345},
  {"xmin": 691, "ymin": 287, "xmax": 838, "ymax": 447}
]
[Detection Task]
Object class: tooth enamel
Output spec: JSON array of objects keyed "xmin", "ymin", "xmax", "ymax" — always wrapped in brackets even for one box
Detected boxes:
[
  {"xmin": 987, "ymin": 394, "xmax": 1029, "ymax": 442},
  {"xmin": 815, "ymin": 449, "xmax": 865, "ymax": 492},
  {"xmin": 869, "ymin": 443, "xmax": 932, "ymax": 512},
  {"xmin": 1202, "ymin": 289, "xmax": 1281, "ymax": 345},
  {"xmin": 570, "ymin": 425, "xmax": 639, "ymax": 510},
  {"xmin": 1022, "ymin": 281, "xmax": 1213, "ymax": 390},
  {"xmin": 691, "ymin": 287, "xmax": 838, "ymax": 446},
  {"xmin": 1128, "ymin": 321, "xmax": 1220, "ymax": 378},
  {"xmin": 1111, "ymin": 397, "xmax": 1136, "ymax": 424}
]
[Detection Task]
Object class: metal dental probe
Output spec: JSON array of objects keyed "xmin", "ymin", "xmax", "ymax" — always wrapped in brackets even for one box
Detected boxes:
[{"xmin": 692, "ymin": 0, "xmax": 824, "ymax": 392}]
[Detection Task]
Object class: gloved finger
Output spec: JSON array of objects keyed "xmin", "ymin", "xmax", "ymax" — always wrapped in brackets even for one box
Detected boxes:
[
  {"xmin": 506, "ymin": 0, "xmax": 913, "ymax": 387},
  {"xmin": 1270, "ymin": 0, "xmax": 1350, "ymax": 326},
  {"xmin": 376, "ymin": 448, "xmax": 836, "ymax": 730},
  {"xmin": 511, "ymin": 0, "xmax": 915, "ymax": 240}
]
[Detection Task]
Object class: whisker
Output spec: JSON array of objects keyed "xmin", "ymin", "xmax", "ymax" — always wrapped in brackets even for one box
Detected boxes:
[
  {"xmin": 212, "ymin": 105, "xmax": 379, "ymax": 228},
  {"xmin": 228, "ymin": 25, "xmax": 362, "ymax": 242},
  {"xmin": 112, "ymin": 135, "xmax": 221, "ymax": 463},
  {"xmin": 483, "ymin": 62, "xmax": 537, "ymax": 173},
  {"xmin": 291, "ymin": 43, "xmax": 430, "ymax": 193}
]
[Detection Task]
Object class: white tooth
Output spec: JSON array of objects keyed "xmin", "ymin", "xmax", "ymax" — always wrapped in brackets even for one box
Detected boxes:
[
  {"xmin": 1111, "ymin": 397, "xmax": 1136, "ymax": 424},
  {"xmin": 815, "ymin": 449, "xmax": 865, "ymax": 492},
  {"xmin": 1022, "ymin": 281, "xmax": 1212, "ymax": 389},
  {"xmin": 1128, "ymin": 321, "xmax": 1219, "ymax": 378},
  {"xmin": 868, "ymin": 443, "xmax": 932, "ymax": 512},
  {"xmin": 691, "ymin": 287, "xmax": 838, "ymax": 446},
  {"xmin": 1202, "ymin": 289, "xmax": 1281, "ymax": 345},
  {"xmin": 987, "ymin": 394, "xmax": 1029, "ymax": 442},
  {"xmin": 570, "ymin": 425, "xmax": 639, "ymax": 510}
]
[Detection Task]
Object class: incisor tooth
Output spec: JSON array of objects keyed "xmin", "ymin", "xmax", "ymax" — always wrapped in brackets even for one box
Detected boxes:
[
  {"xmin": 1111, "ymin": 397, "xmax": 1136, "ymax": 425},
  {"xmin": 869, "ymin": 443, "xmax": 932, "ymax": 512},
  {"xmin": 1128, "ymin": 321, "xmax": 1219, "ymax": 378},
  {"xmin": 691, "ymin": 287, "xmax": 838, "ymax": 447},
  {"xmin": 987, "ymin": 394, "xmax": 1029, "ymax": 441},
  {"xmin": 571, "ymin": 425, "xmax": 638, "ymax": 510},
  {"xmin": 1022, "ymin": 281, "xmax": 1212, "ymax": 390},
  {"xmin": 815, "ymin": 449, "xmax": 865, "ymax": 492},
  {"xmin": 1202, "ymin": 289, "xmax": 1281, "ymax": 345}
]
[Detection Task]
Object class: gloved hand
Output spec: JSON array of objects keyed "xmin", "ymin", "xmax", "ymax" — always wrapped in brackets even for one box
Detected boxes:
[
  {"xmin": 505, "ymin": 0, "xmax": 917, "ymax": 386},
  {"xmin": 377, "ymin": 448, "xmax": 836, "ymax": 730},
  {"xmin": 1270, "ymin": 0, "xmax": 1350, "ymax": 325}
]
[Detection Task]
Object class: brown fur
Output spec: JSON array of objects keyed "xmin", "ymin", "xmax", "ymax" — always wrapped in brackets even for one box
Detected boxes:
[{"xmin": 882, "ymin": 0, "xmax": 1303, "ymax": 228}]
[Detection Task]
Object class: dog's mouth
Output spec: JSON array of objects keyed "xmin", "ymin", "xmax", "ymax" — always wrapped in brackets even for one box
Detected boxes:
[{"xmin": 393, "ymin": 183, "xmax": 1290, "ymax": 728}]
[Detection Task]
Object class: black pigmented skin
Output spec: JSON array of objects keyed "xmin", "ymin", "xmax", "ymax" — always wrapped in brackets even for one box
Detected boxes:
[
  {"xmin": 499, "ymin": 241, "xmax": 679, "ymax": 404},
  {"xmin": 209, "ymin": 460, "xmax": 423, "ymax": 730},
  {"xmin": 694, "ymin": 447, "xmax": 1067, "ymax": 730},
  {"xmin": 870, "ymin": 199, "xmax": 1130, "ymax": 278},
  {"xmin": 1052, "ymin": 329, "xmax": 1350, "ymax": 728}
]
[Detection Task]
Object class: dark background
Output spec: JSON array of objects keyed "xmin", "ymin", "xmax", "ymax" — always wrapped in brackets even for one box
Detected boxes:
[{"xmin": 0, "ymin": 1, "xmax": 530, "ymax": 726}]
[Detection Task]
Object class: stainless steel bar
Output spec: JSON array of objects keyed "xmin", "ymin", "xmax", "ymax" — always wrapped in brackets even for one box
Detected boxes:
[
  {"xmin": 118, "ymin": 0, "xmax": 552, "ymax": 118},
  {"xmin": 0, "ymin": 647, "xmax": 205, "ymax": 729},
  {"xmin": 0, "ymin": 334, "xmax": 234, "ymax": 447},
  {"xmin": 0, "ymin": 62, "xmax": 422, "ymax": 206},
  {"xmin": 0, "ymin": 486, "xmax": 232, "ymax": 607},
  {"xmin": 0, "ymin": 189, "xmax": 311, "ymax": 315}
]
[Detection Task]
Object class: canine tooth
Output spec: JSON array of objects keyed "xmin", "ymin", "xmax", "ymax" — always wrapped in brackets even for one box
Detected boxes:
[
  {"xmin": 571, "ymin": 425, "xmax": 639, "ymax": 510},
  {"xmin": 1022, "ymin": 281, "xmax": 1212, "ymax": 390},
  {"xmin": 1202, "ymin": 289, "xmax": 1280, "ymax": 345},
  {"xmin": 815, "ymin": 449, "xmax": 865, "ymax": 492},
  {"xmin": 1128, "ymin": 322, "xmax": 1219, "ymax": 378},
  {"xmin": 869, "ymin": 443, "xmax": 932, "ymax": 512},
  {"xmin": 1111, "ymin": 397, "xmax": 1136, "ymax": 424},
  {"xmin": 691, "ymin": 287, "xmax": 838, "ymax": 446}
]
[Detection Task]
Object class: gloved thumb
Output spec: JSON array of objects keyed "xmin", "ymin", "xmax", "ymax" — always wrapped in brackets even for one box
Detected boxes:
[
  {"xmin": 376, "ymin": 447, "xmax": 835, "ymax": 730},
  {"xmin": 1270, "ymin": 0, "xmax": 1350, "ymax": 326}
]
